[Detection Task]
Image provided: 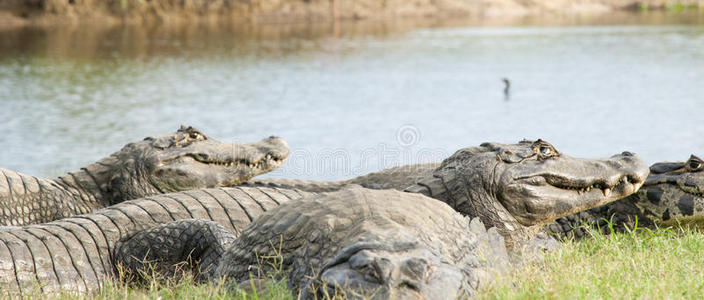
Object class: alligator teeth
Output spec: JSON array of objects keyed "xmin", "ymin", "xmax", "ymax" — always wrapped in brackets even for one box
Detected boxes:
[{"xmin": 603, "ymin": 187, "xmax": 611, "ymax": 197}]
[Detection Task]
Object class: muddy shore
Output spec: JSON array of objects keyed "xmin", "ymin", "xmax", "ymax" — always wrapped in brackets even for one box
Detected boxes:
[{"xmin": 1, "ymin": 0, "xmax": 703, "ymax": 27}]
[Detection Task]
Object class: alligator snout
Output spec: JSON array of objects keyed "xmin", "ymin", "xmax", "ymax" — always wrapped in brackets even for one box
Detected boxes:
[
  {"xmin": 499, "ymin": 150, "xmax": 650, "ymax": 227},
  {"xmin": 607, "ymin": 151, "xmax": 649, "ymax": 185},
  {"xmin": 259, "ymin": 136, "xmax": 290, "ymax": 158},
  {"xmin": 263, "ymin": 136, "xmax": 288, "ymax": 148}
]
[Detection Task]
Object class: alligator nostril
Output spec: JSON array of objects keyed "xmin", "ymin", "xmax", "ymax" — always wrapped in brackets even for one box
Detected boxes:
[
  {"xmin": 621, "ymin": 151, "xmax": 635, "ymax": 157},
  {"xmin": 399, "ymin": 279, "xmax": 421, "ymax": 291}
]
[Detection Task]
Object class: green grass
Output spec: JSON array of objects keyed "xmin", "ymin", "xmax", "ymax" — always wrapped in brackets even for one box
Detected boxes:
[
  {"xmin": 89, "ymin": 268, "xmax": 295, "ymax": 300},
  {"xmin": 85, "ymin": 241, "xmax": 298, "ymax": 300},
  {"xmin": 19, "ymin": 226, "xmax": 704, "ymax": 299},
  {"xmin": 481, "ymin": 226, "xmax": 704, "ymax": 299}
]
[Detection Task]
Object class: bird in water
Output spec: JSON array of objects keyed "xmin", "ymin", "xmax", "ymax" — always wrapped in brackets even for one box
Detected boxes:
[{"xmin": 502, "ymin": 78, "xmax": 511, "ymax": 100}]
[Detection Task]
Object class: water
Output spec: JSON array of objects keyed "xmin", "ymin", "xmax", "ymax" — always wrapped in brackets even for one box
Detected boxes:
[{"xmin": 1, "ymin": 12, "xmax": 703, "ymax": 180}]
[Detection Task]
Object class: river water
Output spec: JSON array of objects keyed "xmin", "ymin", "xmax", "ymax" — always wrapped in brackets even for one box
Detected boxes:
[{"xmin": 1, "ymin": 12, "xmax": 703, "ymax": 180}]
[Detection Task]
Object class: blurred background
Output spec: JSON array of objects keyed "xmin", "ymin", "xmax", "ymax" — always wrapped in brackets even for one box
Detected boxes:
[{"xmin": 1, "ymin": 1, "xmax": 703, "ymax": 180}]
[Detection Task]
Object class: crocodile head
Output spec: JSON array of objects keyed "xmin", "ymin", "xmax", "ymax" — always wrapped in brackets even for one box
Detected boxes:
[
  {"xmin": 105, "ymin": 125, "xmax": 289, "ymax": 203},
  {"xmin": 290, "ymin": 189, "xmax": 491, "ymax": 299},
  {"xmin": 216, "ymin": 188, "xmax": 494, "ymax": 299},
  {"xmin": 630, "ymin": 155, "xmax": 704, "ymax": 226},
  {"xmin": 316, "ymin": 242, "xmax": 470, "ymax": 299},
  {"xmin": 407, "ymin": 139, "xmax": 649, "ymax": 245}
]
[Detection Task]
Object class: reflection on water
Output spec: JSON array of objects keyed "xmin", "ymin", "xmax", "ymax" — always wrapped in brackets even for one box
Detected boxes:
[{"xmin": 1, "ymin": 12, "xmax": 704, "ymax": 180}]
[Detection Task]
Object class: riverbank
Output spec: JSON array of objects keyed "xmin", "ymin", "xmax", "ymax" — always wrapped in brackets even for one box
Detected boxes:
[
  {"xmin": 30, "ymin": 227, "xmax": 704, "ymax": 299},
  {"xmin": 1, "ymin": 0, "xmax": 703, "ymax": 27}
]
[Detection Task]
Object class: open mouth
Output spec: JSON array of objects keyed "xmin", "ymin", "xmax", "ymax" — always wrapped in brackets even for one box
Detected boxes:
[
  {"xmin": 185, "ymin": 152, "xmax": 284, "ymax": 169},
  {"xmin": 518, "ymin": 174, "xmax": 643, "ymax": 197}
]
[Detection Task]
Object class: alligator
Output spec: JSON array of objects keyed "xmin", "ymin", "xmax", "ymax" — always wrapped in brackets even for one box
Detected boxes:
[
  {"xmin": 114, "ymin": 187, "xmax": 512, "ymax": 299},
  {"xmin": 0, "ymin": 125, "xmax": 289, "ymax": 226},
  {"xmin": 545, "ymin": 154, "xmax": 704, "ymax": 238},
  {"xmin": 0, "ymin": 140, "xmax": 649, "ymax": 295},
  {"xmin": 245, "ymin": 139, "xmax": 650, "ymax": 246},
  {"xmin": 0, "ymin": 186, "xmax": 312, "ymax": 294}
]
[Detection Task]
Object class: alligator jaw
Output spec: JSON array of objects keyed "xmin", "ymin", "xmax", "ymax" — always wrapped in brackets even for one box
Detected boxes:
[
  {"xmin": 157, "ymin": 151, "xmax": 286, "ymax": 188},
  {"xmin": 499, "ymin": 153, "xmax": 649, "ymax": 227},
  {"xmin": 185, "ymin": 152, "xmax": 285, "ymax": 172},
  {"xmin": 520, "ymin": 174, "xmax": 644, "ymax": 199},
  {"xmin": 504, "ymin": 174, "xmax": 645, "ymax": 227}
]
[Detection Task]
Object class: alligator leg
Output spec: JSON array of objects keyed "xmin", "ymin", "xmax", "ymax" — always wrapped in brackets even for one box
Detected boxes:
[
  {"xmin": 0, "ymin": 186, "xmax": 309, "ymax": 295},
  {"xmin": 113, "ymin": 219, "xmax": 236, "ymax": 282}
]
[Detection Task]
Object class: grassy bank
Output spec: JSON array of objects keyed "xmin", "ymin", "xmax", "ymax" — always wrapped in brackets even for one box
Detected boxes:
[
  {"xmin": 482, "ymin": 226, "xmax": 704, "ymax": 299},
  {"xmin": 37, "ymin": 226, "xmax": 704, "ymax": 299},
  {"xmin": 91, "ymin": 272, "xmax": 295, "ymax": 300}
]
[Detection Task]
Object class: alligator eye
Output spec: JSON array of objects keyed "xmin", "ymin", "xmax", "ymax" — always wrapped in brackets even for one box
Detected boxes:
[
  {"xmin": 189, "ymin": 132, "xmax": 203, "ymax": 140},
  {"xmin": 539, "ymin": 146, "xmax": 552, "ymax": 155},
  {"xmin": 533, "ymin": 140, "xmax": 559, "ymax": 160},
  {"xmin": 686, "ymin": 156, "xmax": 704, "ymax": 172}
]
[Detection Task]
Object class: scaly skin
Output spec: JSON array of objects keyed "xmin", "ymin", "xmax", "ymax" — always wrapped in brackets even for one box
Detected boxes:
[
  {"xmin": 243, "ymin": 163, "xmax": 440, "ymax": 192},
  {"xmin": 246, "ymin": 140, "xmax": 649, "ymax": 247},
  {"xmin": 546, "ymin": 155, "xmax": 704, "ymax": 239},
  {"xmin": 0, "ymin": 126, "xmax": 289, "ymax": 226},
  {"xmin": 0, "ymin": 186, "xmax": 311, "ymax": 294},
  {"xmin": 115, "ymin": 187, "xmax": 512, "ymax": 299},
  {"xmin": 114, "ymin": 219, "xmax": 237, "ymax": 281},
  {"xmin": 635, "ymin": 155, "xmax": 704, "ymax": 224}
]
